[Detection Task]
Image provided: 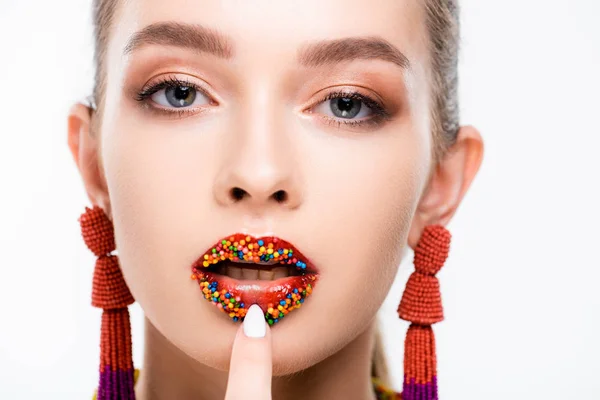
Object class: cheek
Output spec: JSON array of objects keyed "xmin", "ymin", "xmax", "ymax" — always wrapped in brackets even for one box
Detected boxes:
[
  {"xmin": 291, "ymin": 124, "xmax": 427, "ymax": 343},
  {"xmin": 99, "ymin": 115, "xmax": 240, "ymax": 368}
]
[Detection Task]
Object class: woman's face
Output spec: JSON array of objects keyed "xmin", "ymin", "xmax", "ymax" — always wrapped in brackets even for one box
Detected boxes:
[{"xmin": 98, "ymin": 0, "xmax": 433, "ymax": 374}]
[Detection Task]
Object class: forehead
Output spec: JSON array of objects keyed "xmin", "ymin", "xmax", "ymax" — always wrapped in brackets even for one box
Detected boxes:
[{"xmin": 109, "ymin": 0, "xmax": 428, "ymax": 72}]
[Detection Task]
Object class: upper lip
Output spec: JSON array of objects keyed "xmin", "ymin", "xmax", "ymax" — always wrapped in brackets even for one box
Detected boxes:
[{"xmin": 191, "ymin": 233, "xmax": 318, "ymax": 274}]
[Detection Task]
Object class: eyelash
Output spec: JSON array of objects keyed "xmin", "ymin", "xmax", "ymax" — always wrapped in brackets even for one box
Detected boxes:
[
  {"xmin": 316, "ymin": 90, "xmax": 391, "ymax": 129},
  {"xmin": 134, "ymin": 76, "xmax": 211, "ymax": 118},
  {"xmin": 134, "ymin": 77, "xmax": 391, "ymax": 128}
]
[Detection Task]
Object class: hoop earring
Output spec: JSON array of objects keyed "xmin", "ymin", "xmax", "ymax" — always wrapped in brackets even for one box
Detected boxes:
[
  {"xmin": 79, "ymin": 206, "xmax": 136, "ymax": 400},
  {"xmin": 398, "ymin": 224, "xmax": 451, "ymax": 400}
]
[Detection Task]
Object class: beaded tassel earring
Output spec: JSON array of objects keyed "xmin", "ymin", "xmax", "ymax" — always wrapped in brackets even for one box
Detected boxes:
[
  {"xmin": 397, "ymin": 224, "xmax": 451, "ymax": 400},
  {"xmin": 79, "ymin": 205, "xmax": 136, "ymax": 400}
]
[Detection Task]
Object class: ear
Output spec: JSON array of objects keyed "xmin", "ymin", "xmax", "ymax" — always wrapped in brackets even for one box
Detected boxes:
[
  {"xmin": 67, "ymin": 102, "xmax": 112, "ymax": 220},
  {"xmin": 407, "ymin": 125, "xmax": 484, "ymax": 248}
]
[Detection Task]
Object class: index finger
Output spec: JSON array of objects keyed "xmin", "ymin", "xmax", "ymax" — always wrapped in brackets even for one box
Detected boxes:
[{"xmin": 225, "ymin": 304, "xmax": 272, "ymax": 400}]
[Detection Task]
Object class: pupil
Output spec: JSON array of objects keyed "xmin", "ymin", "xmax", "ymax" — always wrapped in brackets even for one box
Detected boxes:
[
  {"xmin": 337, "ymin": 98, "xmax": 353, "ymax": 112},
  {"xmin": 166, "ymin": 86, "xmax": 196, "ymax": 107},
  {"xmin": 174, "ymin": 86, "xmax": 190, "ymax": 99}
]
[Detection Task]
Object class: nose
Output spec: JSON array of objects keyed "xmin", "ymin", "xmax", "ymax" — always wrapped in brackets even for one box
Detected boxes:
[{"xmin": 212, "ymin": 99, "xmax": 303, "ymax": 213}]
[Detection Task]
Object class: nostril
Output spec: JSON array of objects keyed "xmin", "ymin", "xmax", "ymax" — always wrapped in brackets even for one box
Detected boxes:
[
  {"xmin": 229, "ymin": 188, "xmax": 289, "ymax": 203},
  {"xmin": 273, "ymin": 190, "xmax": 288, "ymax": 203},
  {"xmin": 230, "ymin": 187, "xmax": 247, "ymax": 201}
]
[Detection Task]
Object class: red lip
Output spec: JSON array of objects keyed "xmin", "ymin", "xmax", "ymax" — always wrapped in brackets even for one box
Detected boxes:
[{"xmin": 190, "ymin": 233, "xmax": 318, "ymax": 324}]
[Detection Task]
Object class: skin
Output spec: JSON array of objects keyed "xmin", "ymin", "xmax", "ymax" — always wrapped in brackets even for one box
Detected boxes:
[{"xmin": 67, "ymin": 0, "xmax": 484, "ymax": 399}]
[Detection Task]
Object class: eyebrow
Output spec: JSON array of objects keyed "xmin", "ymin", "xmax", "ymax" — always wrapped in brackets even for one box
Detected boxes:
[
  {"xmin": 297, "ymin": 36, "xmax": 410, "ymax": 70},
  {"xmin": 123, "ymin": 22, "xmax": 234, "ymax": 58},
  {"xmin": 123, "ymin": 22, "xmax": 410, "ymax": 70}
]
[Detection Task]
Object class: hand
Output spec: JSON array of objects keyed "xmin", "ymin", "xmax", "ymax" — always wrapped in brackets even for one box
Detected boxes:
[{"xmin": 225, "ymin": 304, "xmax": 273, "ymax": 400}]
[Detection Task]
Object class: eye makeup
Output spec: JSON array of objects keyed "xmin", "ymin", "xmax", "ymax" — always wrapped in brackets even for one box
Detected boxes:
[
  {"xmin": 310, "ymin": 89, "xmax": 393, "ymax": 129},
  {"xmin": 132, "ymin": 74, "xmax": 394, "ymax": 129},
  {"xmin": 133, "ymin": 75, "xmax": 217, "ymax": 118}
]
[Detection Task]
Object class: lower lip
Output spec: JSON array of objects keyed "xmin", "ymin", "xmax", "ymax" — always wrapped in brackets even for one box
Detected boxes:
[{"xmin": 192, "ymin": 268, "xmax": 317, "ymax": 325}]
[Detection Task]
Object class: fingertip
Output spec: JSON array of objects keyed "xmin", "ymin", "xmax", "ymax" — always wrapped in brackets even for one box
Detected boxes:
[{"xmin": 243, "ymin": 304, "xmax": 267, "ymax": 338}]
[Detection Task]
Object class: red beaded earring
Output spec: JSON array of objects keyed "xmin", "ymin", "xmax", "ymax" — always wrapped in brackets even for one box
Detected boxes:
[
  {"xmin": 79, "ymin": 205, "xmax": 136, "ymax": 400},
  {"xmin": 398, "ymin": 224, "xmax": 451, "ymax": 400}
]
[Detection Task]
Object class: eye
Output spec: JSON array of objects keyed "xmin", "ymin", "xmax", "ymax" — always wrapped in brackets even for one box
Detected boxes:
[
  {"xmin": 307, "ymin": 90, "xmax": 391, "ymax": 129},
  {"xmin": 134, "ymin": 76, "xmax": 215, "ymax": 115},
  {"xmin": 314, "ymin": 96, "xmax": 373, "ymax": 120},
  {"xmin": 151, "ymin": 84, "xmax": 210, "ymax": 108}
]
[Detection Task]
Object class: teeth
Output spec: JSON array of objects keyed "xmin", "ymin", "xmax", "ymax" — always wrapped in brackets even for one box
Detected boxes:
[
  {"xmin": 242, "ymin": 268, "xmax": 259, "ymax": 280},
  {"xmin": 259, "ymin": 269, "xmax": 275, "ymax": 280},
  {"xmin": 219, "ymin": 263, "xmax": 296, "ymax": 280},
  {"xmin": 227, "ymin": 266, "xmax": 243, "ymax": 279},
  {"xmin": 273, "ymin": 266, "xmax": 289, "ymax": 279}
]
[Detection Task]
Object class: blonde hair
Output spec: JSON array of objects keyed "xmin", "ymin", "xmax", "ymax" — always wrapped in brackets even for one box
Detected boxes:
[{"xmin": 372, "ymin": 320, "xmax": 391, "ymax": 384}]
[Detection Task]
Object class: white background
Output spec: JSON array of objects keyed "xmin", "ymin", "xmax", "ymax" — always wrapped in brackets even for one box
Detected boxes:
[{"xmin": 0, "ymin": 0, "xmax": 599, "ymax": 399}]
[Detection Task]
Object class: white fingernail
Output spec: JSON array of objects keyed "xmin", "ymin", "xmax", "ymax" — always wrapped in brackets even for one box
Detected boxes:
[{"xmin": 243, "ymin": 304, "xmax": 266, "ymax": 338}]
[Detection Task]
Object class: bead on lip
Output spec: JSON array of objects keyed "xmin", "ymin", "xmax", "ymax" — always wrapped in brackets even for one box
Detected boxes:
[
  {"xmin": 190, "ymin": 233, "xmax": 319, "ymax": 324},
  {"xmin": 191, "ymin": 268, "xmax": 317, "ymax": 324},
  {"xmin": 191, "ymin": 233, "xmax": 316, "ymax": 273}
]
